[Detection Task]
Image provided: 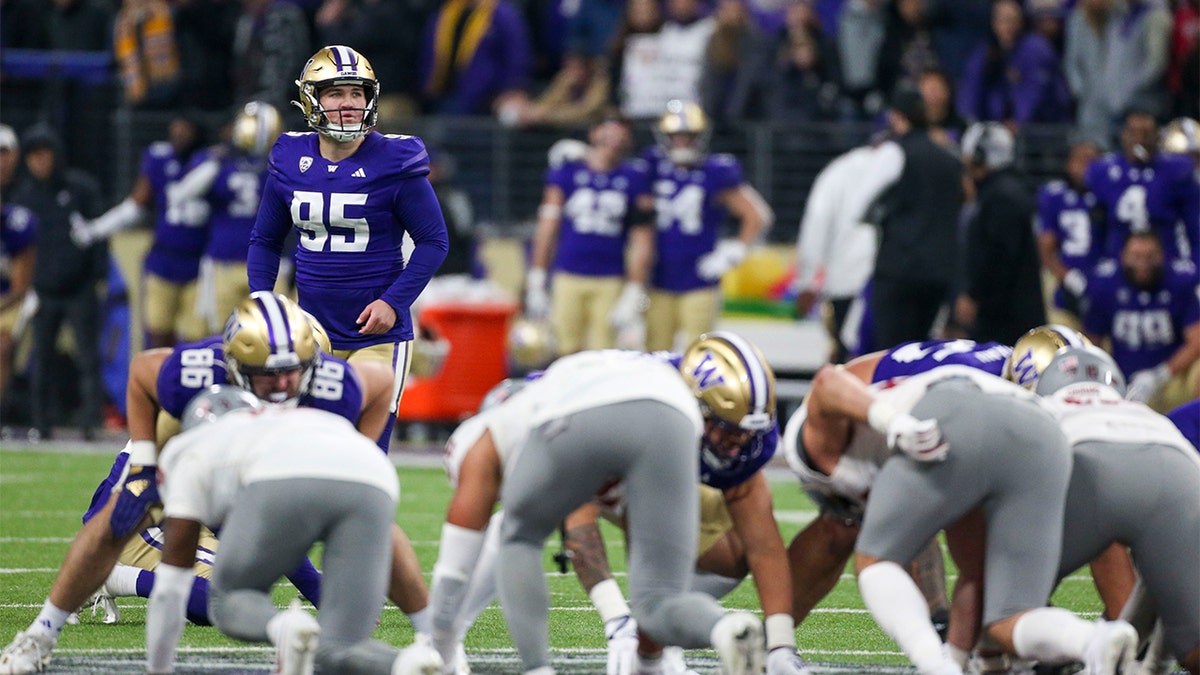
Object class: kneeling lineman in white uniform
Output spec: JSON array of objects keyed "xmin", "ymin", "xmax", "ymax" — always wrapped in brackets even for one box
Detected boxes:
[
  {"xmin": 428, "ymin": 349, "xmax": 767, "ymax": 675},
  {"xmin": 145, "ymin": 386, "xmax": 442, "ymax": 675}
]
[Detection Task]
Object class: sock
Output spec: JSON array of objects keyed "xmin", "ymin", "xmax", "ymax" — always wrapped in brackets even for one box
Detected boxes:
[
  {"xmin": 135, "ymin": 570, "xmax": 156, "ymax": 598},
  {"xmin": 858, "ymin": 562, "xmax": 947, "ymax": 673},
  {"xmin": 186, "ymin": 576, "xmax": 212, "ymax": 626},
  {"xmin": 266, "ymin": 611, "xmax": 286, "ymax": 646},
  {"xmin": 287, "ymin": 557, "xmax": 323, "ymax": 607},
  {"xmin": 105, "ymin": 564, "xmax": 143, "ymax": 597},
  {"xmin": 408, "ymin": 607, "xmax": 431, "ymax": 634},
  {"xmin": 1011, "ymin": 607, "xmax": 1092, "ymax": 663},
  {"xmin": 31, "ymin": 600, "xmax": 71, "ymax": 638},
  {"xmin": 690, "ymin": 570, "xmax": 743, "ymax": 600},
  {"xmin": 376, "ymin": 414, "xmax": 397, "ymax": 453}
]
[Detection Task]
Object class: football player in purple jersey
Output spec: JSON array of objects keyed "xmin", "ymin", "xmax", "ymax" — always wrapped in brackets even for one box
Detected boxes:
[
  {"xmin": 524, "ymin": 113, "xmax": 655, "ymax": 354},
  {"xmin": 1035, "ymin": 139, "xmax": 1101, "ymax": 326},
  {"xmin": 0, "ymin": 294, "xmax": 431, "ymax": 675},
  {"xmin": 0, "ymin": 203, "xmax": 36, "ymax": 401},
  {"xmin": 73, "ymin": 113, "xmax": 210, "ymax": 348},
  {"xmin": 1084, "ymin": 110, "xmax": 1200, "ymax": 265},
  {"xmin": 641, "ymin": 100, "xmax": 773, "ymax": 351},
  {"xmin": 1083, "ymin": 231, "xmax": 1200, "ymax": 412},
  {"xmin": 248, "ymin": 45, "xmax": 449, "ymax": 450},
  {"xmin": 169, "ymin": 101, "xmax": 284, "ymax": 333}
]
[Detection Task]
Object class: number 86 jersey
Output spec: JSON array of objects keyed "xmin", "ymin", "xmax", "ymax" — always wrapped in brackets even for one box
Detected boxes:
[{"xmin": 156, "ymin": 336, "xmax": 365, "ymax": 430}]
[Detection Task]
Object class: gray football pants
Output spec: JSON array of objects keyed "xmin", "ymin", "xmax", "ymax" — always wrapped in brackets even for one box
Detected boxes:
[
  {"xmin": 1058, "ymin": 440, "xmax": 1200, "ymax": 660},
  {"xmin": 497, "ymin": 400, "xmax": 727, "ymax": 672},
  {"xmin": 857, "ymin": 381, "xmax": 1073, "ymax": 625},
  {"xmin": 208, "ymin": 478, "xmax": 402, "ymax": 674}
]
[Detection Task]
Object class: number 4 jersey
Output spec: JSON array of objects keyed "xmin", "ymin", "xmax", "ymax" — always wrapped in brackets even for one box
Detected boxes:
[
  {"xmin": 248, "ymin": 132, "xmax": 449, "ymax": 349},
  {"xmin": 156, "ymin": 336, "xmax": 368, "ymax": 444}
]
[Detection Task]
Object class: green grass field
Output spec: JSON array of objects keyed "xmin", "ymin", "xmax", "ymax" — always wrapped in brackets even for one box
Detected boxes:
[{"xmin": 0, "ymin": 445, "xmax": 1111, "ymax": 673}]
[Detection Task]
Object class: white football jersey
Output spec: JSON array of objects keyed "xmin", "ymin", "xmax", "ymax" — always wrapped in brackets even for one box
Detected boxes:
[
  {"xmin": 1042, "ymin": 383, "xmax": 1199, "ymax": 458},
  {"xmin": 159, "ymin": 406, "xmax": 399, "ymax": 527}
]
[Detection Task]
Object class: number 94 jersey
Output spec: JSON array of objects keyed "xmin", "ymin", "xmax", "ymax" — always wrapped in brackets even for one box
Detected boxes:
[
  {"xmin": 156, "ymin": 336, "xmax": 365, "ymax": 427},
  {"xmin": 643, "ymin": 147, "xmax": 744, "ymax": 292}
]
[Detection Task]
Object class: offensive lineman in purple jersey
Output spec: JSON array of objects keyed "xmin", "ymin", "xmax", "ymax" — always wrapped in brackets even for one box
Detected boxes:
[
  {"xmin": 73, "ymin": 114, "xmax": 210, "ymax": 348},
  {"xmin": 170, "ymin": 102, "xmax": 284, "ymax": 333},
  {"xmin": 1083, "ymin": 232, "xmax": 1200, "ymax": 411},
  {"xmin": 524, "ymin": 114, "xmax": 655, "ymax": 354},
  {"xmin": 247, "ymin": 45, "xmax": 449, "ymax": 445},
  {"xmin": 1036, "ymin": 140, "xmax": 1102, "ymax": 324},
  {"xmin": 0, "ymin": 294, "xmax": 431, "ymax": 675},
  {"xmin": 0, "ymin": 204, "xmax": 36, "ymax": 401},
  {"xmin": 1084, "ymin": 110, "xmax": 1200, "ymax": 264},
  {"xmin": 642, "ymin": 100, "xmax": 773, "ymax": 351}
]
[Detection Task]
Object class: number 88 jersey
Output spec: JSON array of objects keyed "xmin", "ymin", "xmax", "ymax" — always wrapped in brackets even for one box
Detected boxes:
[{"xmin": 156, "ymin": 336, "xmax": 365, "ymax": 435}]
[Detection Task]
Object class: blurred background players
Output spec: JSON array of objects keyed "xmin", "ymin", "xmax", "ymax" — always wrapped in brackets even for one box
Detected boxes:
[
  {"xmin": 0, "ymin": 201, "xmax": 36, "ymax": 403},
  {"xmin": 168, "ymin": 100, "xmax": 284, "ymax": 333},
  {"xmin": 1035, "ymin": 139, "xmax": 1102, "ymax": 330},
  {"xmin": 9, "ymin": 124, "xmax": 107, "ymax": 441},
  {"xmin": 643, "ymin": 100, "xmax": 773, "ymax": 351},
  {"xmin": 72, "ymin": 112, "xmax": 210, "ymax": 348},
  {"xmin": 523, "ymin": 113, "xmax": 654, "ymax": 353},
  {"xmin": 248, "ymin": 45, "xmax": 449, "ymax": 449},
  {"xmin": 955, "ymin": 122, "xmax": 1046, "ymax": 345},
  {"xmin": 1082, "ymin": 231, "xmax": 1200, "ymax": 411}
]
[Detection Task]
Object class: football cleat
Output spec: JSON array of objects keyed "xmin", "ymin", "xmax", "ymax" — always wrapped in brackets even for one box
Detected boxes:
[
  {"xmin": 391, "ymin": 641, "xmax": 444, "ymax": 675},
  {"xmin": 1082, "ymin": 620, "xmax": 1137, "ymax": 675},
  {"xmin": 1003, "ymin": 324, "xmax": 1091, "ymax": 390},
  {"xmin": 294, "ymin": 45, "xmax": 379, "ymax": 142},
  {"xmin": 69, "ymin": 583, "xmax": 120, "ymax": 625},
  {"xmin": 0, "ymin": 630, "xmax": 55, "ymax": 674},
  {"xmin": 272, "ymin": 599, "xmax": 320, "ymax": 675},
  {"xmin": 711, "ymin": 612, "xmax": 765, "ymax": 675},
  {"xmin": 662, "ymin": 646, "xmax": 700, "ymax": 675}
]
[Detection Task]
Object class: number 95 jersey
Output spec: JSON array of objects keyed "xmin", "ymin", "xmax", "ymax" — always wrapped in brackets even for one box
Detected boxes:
[
  {"xmin": 643, "ymin": 147, "xmax": 744, "ymax": 292},
  {"xmin": 156, "ymin": 336, "xmax": 365, "ymax": 429}
]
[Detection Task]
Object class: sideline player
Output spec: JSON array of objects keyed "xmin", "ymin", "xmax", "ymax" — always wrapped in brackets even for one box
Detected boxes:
[
  {"xmin": 0, "ymin": 293, "xmax": 428, "ymax": 674},
  {"xmin": 642, "ymin": 100, "xmax": 772, "ymax": 351},
  {"xmin": 428, "ymin": 348, "xmax": 769, "ymax": 675},
  {"xmin": 146, "ymin": 387, "xmax": 442, "ymax": 675},
  {"xmin": 248, "ymin": 45, "xmax": 449, "ymax": 448}
]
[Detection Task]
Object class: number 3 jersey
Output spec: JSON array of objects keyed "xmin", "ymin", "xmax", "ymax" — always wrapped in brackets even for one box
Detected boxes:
[
  {"xmin": 643, "ymin": 147, "xmax": 744, "ymax": 292},
  {"xmin": 155, "ymin": 336, "xmax": 367, "ymax": 442},
  {"xmin": 248, "ymin": 132, "xmax": 449, "ymax": 349},
  {"xmin": 545, "ymin": 158, "xmax": 652, "ymax": 277}
]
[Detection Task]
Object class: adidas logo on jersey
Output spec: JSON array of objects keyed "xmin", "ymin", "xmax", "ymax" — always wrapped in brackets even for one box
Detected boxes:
[{"xmin": 352, "ymin": 168, "xmax": 366, "ymax": 178}]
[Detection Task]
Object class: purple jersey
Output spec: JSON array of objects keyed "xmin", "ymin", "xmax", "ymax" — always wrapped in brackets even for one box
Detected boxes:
[
  {"xmin": 644, "ymin": 147, "xmax": 744, "ymax": 292},
  {"xmin": 1036, "ymin": 180, "xmax": 1101, "ymax": 309},
  {"xmin": 188, "ymin": 148, "xmax": 268, "ymax": 262},
  {"xmin": 546, "ymin": 158, "xmax": 651, "ymax": 277},
  {"xmin": 142, "ymin": 142, "xmax": 211, "ymax": 282},
  {"xmin": 1, "ymin": 204, "xmax": 37, "ymax": 296},
  {"xmin": 1085, "ymin": 153, "xmax": 1200, "ymax": 262},
  {"xmin": 1083, "ymin": 259, "xmax": 1200, "ymax": 375},
  {"xmin": 1166, "ymin": 399, "xmax": 1200, "ymax": 452},
  {"xmin": 155, "ymin": 336, "xmax": 365, "ymax": 428},
  {"xmin": 872, "ymin": 339, "xmax": 1012, "ymax": 384},
  {"xmin": 248, "ymin": 132, "xmax": 449, "ymax": 349}
]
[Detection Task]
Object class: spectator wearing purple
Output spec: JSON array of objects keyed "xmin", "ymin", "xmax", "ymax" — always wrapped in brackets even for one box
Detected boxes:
[
  {"xmin": 567, "ymin": 0, "xmax": 626, "ymax": 59},
  {"xmin": 957, "ymin": 0, "xmax": 1072, "ymax": 126},
  {"xmin": 1026, "ymin": 0, "xmax": 1067, "ymax": 54},
  {"xmin": 420, "ymin": 0, "xmax": 533, "ymax": 120}
]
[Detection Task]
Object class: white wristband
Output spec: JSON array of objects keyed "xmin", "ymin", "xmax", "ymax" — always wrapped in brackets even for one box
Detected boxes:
[
  {"xmin": 527, "ymin": 268, "xmax": 547, "ymax": 289},
  {"xmin": 129, "ymin": 440, "xmax": 158, "ymax": 466},
  {"xmin": 764, "ymin": 613, "xmax": 795, "ymax": 651},
  {"xmin": 866, "ymin": 399, "xmax": 899, "ymax": 436},
  {"xmin": 588, "ymin": 578, "xmax": 631, "ymax": 625}
]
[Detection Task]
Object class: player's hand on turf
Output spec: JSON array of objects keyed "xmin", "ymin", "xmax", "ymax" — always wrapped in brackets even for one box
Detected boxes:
[
  {"xmin": 357, "ymin": 299, "xmax": 398, "ymax": 335},
  {"xmin": 767, "ymin": 647, "xmax": 814, "ymax": 675},
  {"xmin": 605, "ymin": 615, "xmax": 639, "ymax": 675},
  {"xmin": 887, "ymin": 415, "xmax": 949, "ymax": 462},
  {"xmin": 110, "ymin": 464, "xmax": 160, "ymax": 538}
]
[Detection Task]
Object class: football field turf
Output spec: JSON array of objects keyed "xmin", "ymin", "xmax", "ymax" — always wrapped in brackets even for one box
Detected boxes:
[{"xmin": 0, "ymin": 443, "xmax": 1115, "ymax": 673}]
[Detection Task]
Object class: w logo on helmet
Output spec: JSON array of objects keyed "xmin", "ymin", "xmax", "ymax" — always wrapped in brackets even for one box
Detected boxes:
[
  {"xmin": 1011, "ymin": 351, "xmax": 1040, "ymax": 387},
  {"xmin": 690, "ymin": 352, "xmax": 726, "ymax": 390}
]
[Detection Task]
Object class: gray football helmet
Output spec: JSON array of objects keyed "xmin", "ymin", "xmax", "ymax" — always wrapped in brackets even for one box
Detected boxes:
[
  {"xmin": 181, "ymin": 385, "xmax": 264, "ymax": 432},
  {"xmin": 1034, "ymin": 345, "xmax": 1127, "ymax": 397}
]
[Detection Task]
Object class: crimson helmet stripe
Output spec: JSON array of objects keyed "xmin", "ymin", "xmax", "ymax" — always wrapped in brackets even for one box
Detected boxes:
[
  {"xmin": 251, "ymin": 292, "xmax": 293, "ymax": 356},
  {"xmin": 711, "ymin": 331, "xmax": 769, "ymax": 415}
]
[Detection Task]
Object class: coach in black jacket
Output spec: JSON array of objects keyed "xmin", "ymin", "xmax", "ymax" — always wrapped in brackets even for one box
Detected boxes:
[
  {"xmin": 9, "ymin": 124, "xmax": 107, "ymax": 440},
  {"xmin": 955, "ymin": 122, "xmax": 1046, "ymax": 346}
]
